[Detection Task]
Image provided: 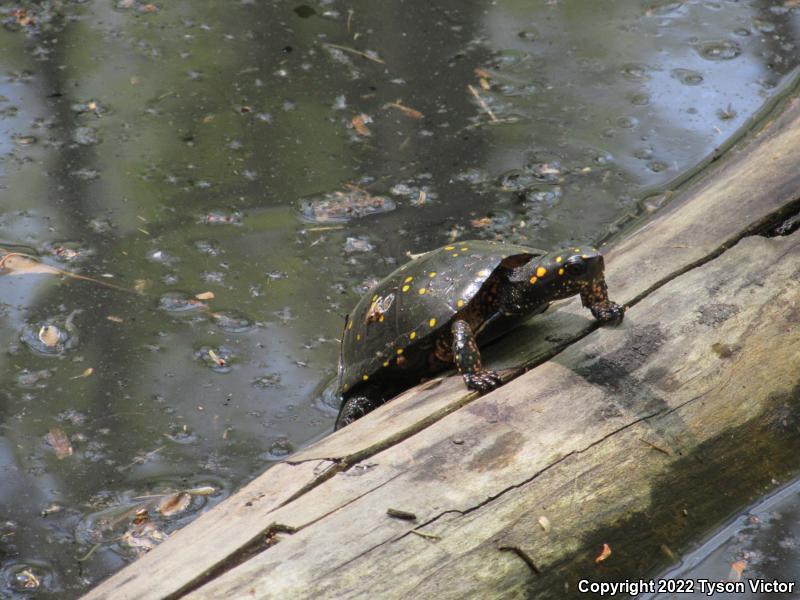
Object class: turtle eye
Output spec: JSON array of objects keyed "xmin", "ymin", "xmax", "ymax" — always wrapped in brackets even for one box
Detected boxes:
[{"xmin": 564, "ymin": 257, "xmax": 587, "ymax": 276}]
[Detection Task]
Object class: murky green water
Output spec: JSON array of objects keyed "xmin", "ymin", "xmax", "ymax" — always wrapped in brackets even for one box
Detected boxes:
[{"xmin": 0, "ymin": 0, "xmax": 798, "ymax": 596}]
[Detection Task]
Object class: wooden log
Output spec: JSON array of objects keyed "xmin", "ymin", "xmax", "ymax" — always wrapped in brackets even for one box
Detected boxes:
[
  {"xmin": 188, "ymin": 230, "xmax": 800, "ymax": 600},
  {"xmin": 83, "ymin": 98, "xmax": 800, "ymax": 599}
]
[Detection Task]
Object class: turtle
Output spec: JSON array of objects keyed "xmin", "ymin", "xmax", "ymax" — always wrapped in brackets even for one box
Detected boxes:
[{"xmin": 334, "ymin": 240, "xmax": 624, "ymax": 429}]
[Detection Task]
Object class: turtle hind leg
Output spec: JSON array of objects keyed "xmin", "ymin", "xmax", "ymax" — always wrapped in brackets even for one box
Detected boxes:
[
  {"xmin": 451, "ymin": 319, "xmax": 502, "ymax": 393},
  {"xmin": 334, "ymin": 386, "xmax": 387, "ymax": 430}
]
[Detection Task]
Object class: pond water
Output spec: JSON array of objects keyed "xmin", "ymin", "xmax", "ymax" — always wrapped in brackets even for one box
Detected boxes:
[
  {"xmin": 0, "ymin": 0, "xmax": 798, "ymax": 597},
  {"xmin": 643, "ymin": 475, "xmax": 800, "ymax": 600}
]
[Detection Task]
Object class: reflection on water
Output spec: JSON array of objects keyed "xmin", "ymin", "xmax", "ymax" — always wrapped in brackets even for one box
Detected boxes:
[
  {"xmin": 0, "ymin": 0, "xmax": 798, "ymax": 596},
  {"xmin": 644, "ymin": 477, "xmax": 800, "ymax": 600}
]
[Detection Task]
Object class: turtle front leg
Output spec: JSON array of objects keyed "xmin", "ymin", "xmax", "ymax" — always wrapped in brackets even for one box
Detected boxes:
[
  {"xmin": 580, "ymin": 277, "xmax": 625, "ymax": 324},
  {"xmin": 451, "ymin": 319, "xmax": 502, "ymax": 393},
  {"xmin": 335, "ymin": 391, "xmax": 386, "ymax": 430}
]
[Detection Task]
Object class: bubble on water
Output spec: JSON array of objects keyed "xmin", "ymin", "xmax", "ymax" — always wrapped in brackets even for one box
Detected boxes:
[
  {"xmin": 265, "ymin": 437, "xmax": 293, "ymax": 459},
  {"xmin": 147, "ymin": 249, "xmax": 177, "ymax": 265},
  {"xmin": 211, "ymin": 310, "xmax": 254, "ymax": 333},
  {"xmin": 45, "ymin": 241, "xmax": 94, "ymax": 262},
  {"xmin": 20, "ymin": 319, "xmax": 77, "ymax": 356},
  {"xmin": 454, "ymin": 167, "xmax": 490, "ymax": 186},
  {"xmin": 158, "ymin": 292, "xmax": 207, "ymax": 313},
  {"xmin": 2, "ymin": 560, "xmax": 57, "ymax": 593},
  {"xmin": 517, "ymin": 28, "xmax": 539, "ymax": 42},
  {"xmin": 695, "ymin": 40, "xmax": 742, "ymax": 61},
  {"xmin": 620, "ymin": 63, "xmax": 651, "ymax": 81},
  {"xmin": 672, "ymin": 68, "xmax": 704, "ymax": 86},
  {"xmin": 648, "ymin": 160, "xmax": 669, "ymax": 173},
  {"xmin": 733, "ymin": 27, "xmax": 751, "ymax": 37},
  {"xmin": 634, "ymin": 147, "xmax": 654, "ymax": 160},
  {"xmin": 193, "ymin": 239, "xmax": 221, "ymax": 256},
  {"xmin": 629, "ymin": 92, "xmax": 651, "ymax": 106},
  {"xmin": 752, "ymin": 19, "xmax": 776, "ymax": 33},
  {"xmin": 73, "ymin": 126, "xmax": 100, "ymax": 145},
  {"xmin": 616, "ymin": 116, "xmax": 639, "ymax": 129},
  {"xmin": 593, "ymin": 152, "xmax": 614, "ymax": 165},
  {"xmin": 252, "ymin": 373, "xmax": 282, "ymax": 388},
  {"xmin": 196, "ymin": 346, "xmax": 234, "ymax": 373},
  {"xmin": 499, "ymin": 169, "xmax": 539, "ymax": 192}
]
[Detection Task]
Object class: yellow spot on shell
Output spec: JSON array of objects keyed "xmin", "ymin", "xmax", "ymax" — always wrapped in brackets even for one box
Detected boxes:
[
  {"xmin": 362, "ymin": 374, "xmax": 369, "ymax": 381},
  {"xmin": 451, "ymin": 253, "xmax": 459, "ymax": 257},
  {"xmin": 402, "ymin": 285, "xmax": 410, "ymax": 292},
  {"xmin": 396, "ymin": 348, "xmax": 404, "ymax": 355},
  {"xmin": 555, "ymin": 256, "xmax": 563, "ymax": 263},
  {"xmin": 418, "ymin": 288, "xmax": 427, "ymax": 295},
  {"xmin": 456, "ymin": 299, "xmax": 465, "ymax": 308},
  {"xmin": 574, "ymin": 248, "xmax": 581, "ymax": 252},
  {"xmin": 582, "ymin": 254, "xmax": 590, "ymax": 259},
  {"xmin": 444, "ymin": 245, "xmax": 455, "ymax": 250},
  {"xmin": 529, "ymin": 276, "xmax": 538, "ymax": 285},
  {"xmin": 460, "ymin": 246, "xmax": 468, "ymax": 251},
  {"xmin": 428, "ymin": 271, "xmax": 436, "ymax": 278},
  {"xmin": 536, "ymin": 267, "xmax": 547, "ymax": 277},
  {"xmin": 429, "ymin": 318, "xmax": 437, "ymax": 327},
  {"xmin": 410, "ymin": 332, "xmax": 417, "ymax": 340},
  {"xmin": 383, "ymin": 361, "xmax": 390, "ymax": 367},
  {"xmin": 558, "ymin": 268, "xmax": 565, "ymax": 276},
  {"xmin": 356, "ymin": 334, "xmax": 361, "ymax": 341},
  {"xmin": 343, "ymin": 383, "xmax": 349, "ymax": 391},
  {"xmin": 372, "ymin": 294, "xmax": 379, "ymax": 302},
  {"xmin": 379, "ymin": 314, "xmax": 385, "ymax": 322},
  {"xmin": 404, "ymin": 276, "xmax": 413, "ymax": 283},
  {"xmin": 478, "ymin": 269, "xmax": 490, "ymax": 277}
]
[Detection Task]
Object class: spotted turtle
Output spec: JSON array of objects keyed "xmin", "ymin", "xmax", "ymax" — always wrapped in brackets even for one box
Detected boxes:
[{"xmin": 335, "ymin": 240, "xmax": 623, "ymax": 429}]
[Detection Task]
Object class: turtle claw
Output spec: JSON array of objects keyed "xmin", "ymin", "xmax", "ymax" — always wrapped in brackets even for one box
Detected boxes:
[
  {"xmin": 464, "ymin": 369, "xmax": 503, "ymax": 393},
  {"xmin": 591, "ymin": 301, "xmax": 625, "ymax": 325}
]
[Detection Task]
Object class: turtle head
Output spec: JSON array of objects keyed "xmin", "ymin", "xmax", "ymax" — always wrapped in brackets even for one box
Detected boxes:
[{"xmin": 504, "ymin": 246, "xmax": 606, "ymax": 313}]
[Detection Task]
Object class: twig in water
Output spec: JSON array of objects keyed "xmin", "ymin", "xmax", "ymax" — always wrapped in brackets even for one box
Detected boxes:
[
  {"xmin": 468, "ymin": 84, "xmax": 498, "ymax": 122},
  {"xmin": 323, "ymin": 43, "xmax": 384, "ymax": 65}
]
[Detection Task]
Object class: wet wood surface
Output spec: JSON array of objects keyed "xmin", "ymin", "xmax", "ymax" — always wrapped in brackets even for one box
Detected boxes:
[{"xmin": 83, "ymin": 98, "xmax": 800, "ymax": 600}]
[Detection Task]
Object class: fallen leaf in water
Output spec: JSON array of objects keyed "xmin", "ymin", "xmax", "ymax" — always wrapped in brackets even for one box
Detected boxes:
[
  {"xmin": 17, "ymin": 569, "xmax": 40, "ymax": 589},
  {"xmin": 10, "ymin": 9, "xmax": 35, "ymax": 27},
  {"xmin": 157, "ymin": 492, "xmax": 192, "ymax": 517},
  {"xmin": 471, "ymin": 217, "xmax": 493, "ymax": 228},
  {"xmin": 71, "ymin": 368, "xmax": 94, "ymax": 380},
  {"xmin": 208, "ymin": 349, "xmax": 226, "ymax": 366},
  {"xmin": 351, "ymin": 114, "xmax": 371, "ymax": 136},
  {"xmin": 195, "ymin": 291, "xmax": 215, "ymax": 300},
  {"xmin": 0, "ymin": 252, "xmax": 128, "ymax": 291},
  {"xmin": 45, "ymin": 427, "xmax": 73, "ymax": 459},
  {"xmin": 595, "ymin": 543, "xmax": 612, "ymax": 564},
  {"xmin": 479, "ymin": 78, "xmax": 490, "ymax": 91},
  {"xmin": 107, "ymin": 315, "xmax": 124, "ymax": 323},
  {"xmin": 38, "ymin": 325, "xmax": 61, "ymax": 348},
  {"xmin": 728, "ymin": 559, "xmax": 747, "ymax": 582}
]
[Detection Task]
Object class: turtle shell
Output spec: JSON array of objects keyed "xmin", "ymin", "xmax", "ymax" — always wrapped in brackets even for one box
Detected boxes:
[{"xmin": 338, "ymin": 240, "xmax": 545, "ymax": 395}]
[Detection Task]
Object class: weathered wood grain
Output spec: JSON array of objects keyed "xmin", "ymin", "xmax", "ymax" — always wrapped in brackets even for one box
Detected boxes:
[
  {"xmin": 187, "ymin": 230, "xmax": 800, "ymax": 599},
  {"xmin": 83, "ymin": 98, "xmax": 800, "ymax": 600}
]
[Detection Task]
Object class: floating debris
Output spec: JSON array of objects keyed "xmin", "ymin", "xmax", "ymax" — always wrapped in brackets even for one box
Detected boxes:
[{"xmin": 299, "ymin": 186, "xmax": 395, "ymax": 223}]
